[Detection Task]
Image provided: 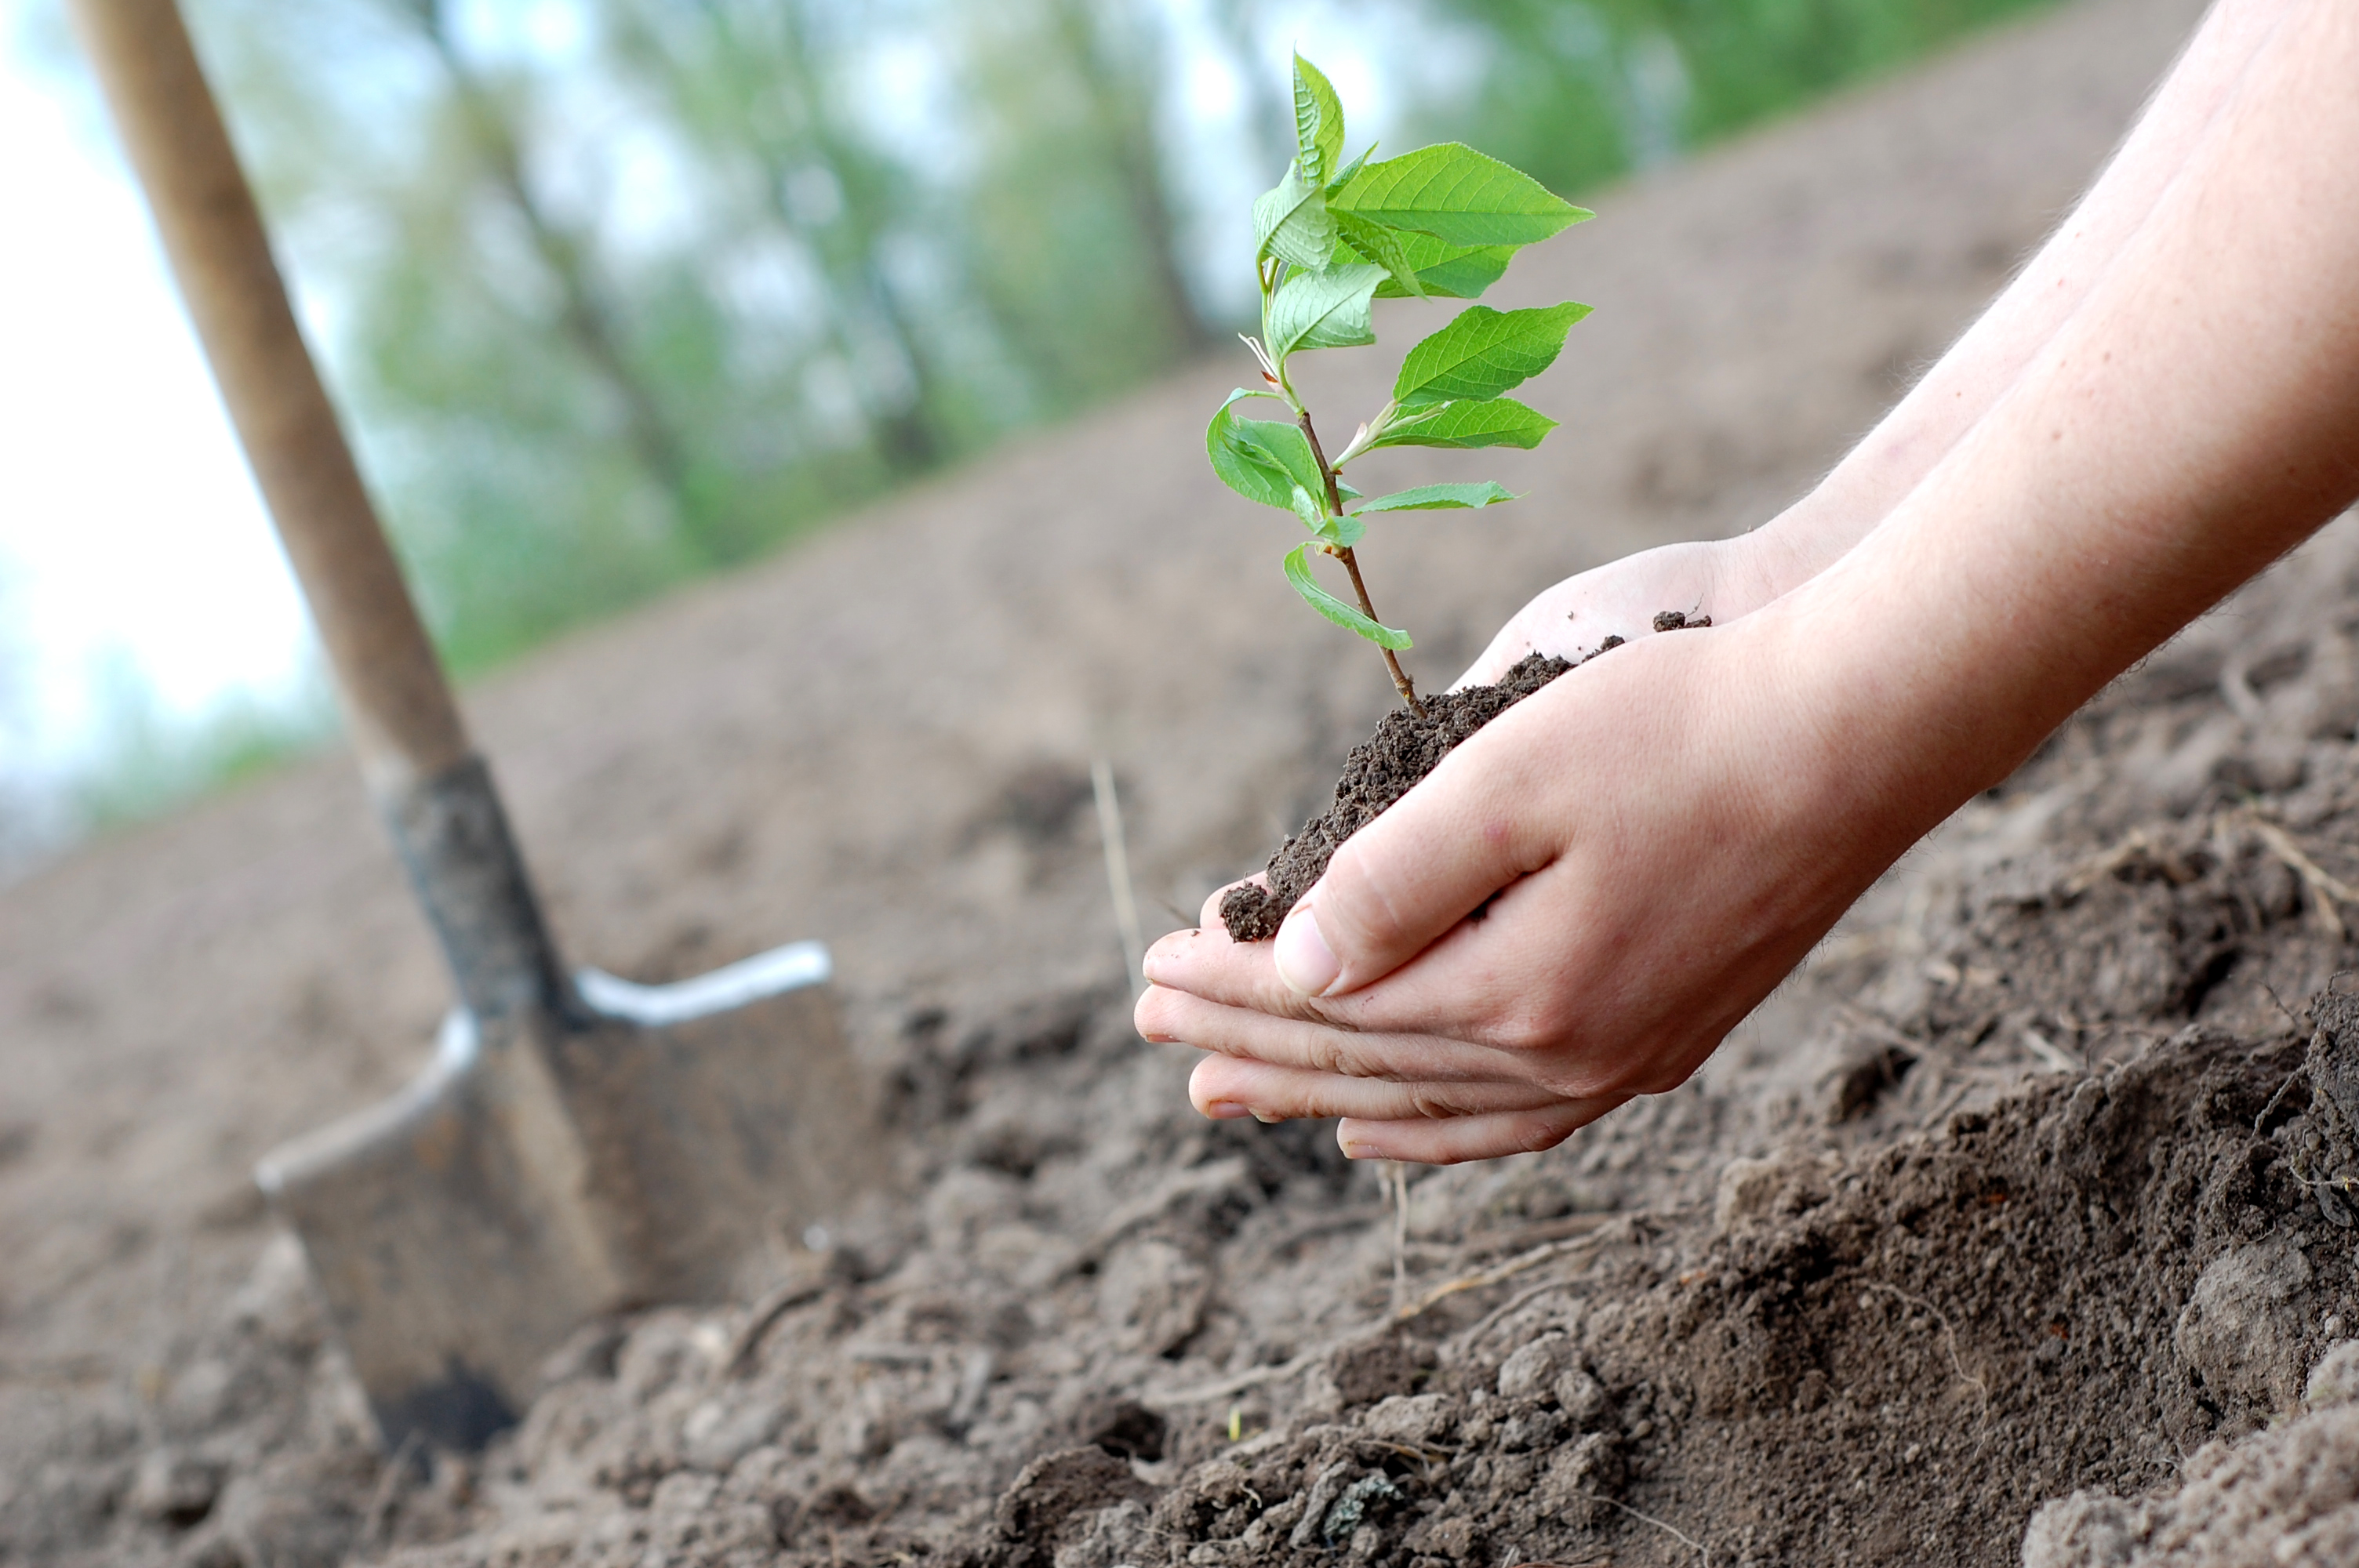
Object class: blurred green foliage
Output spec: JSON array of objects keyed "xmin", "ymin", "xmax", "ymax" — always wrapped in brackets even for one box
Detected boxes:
[
  {"xmin": 1415, "ymin": 0, "xmax": 2059, "ymax": 194},
  {"xmin": 172, "ymin": 0, "xmax": 2056, "ymax": 684}
]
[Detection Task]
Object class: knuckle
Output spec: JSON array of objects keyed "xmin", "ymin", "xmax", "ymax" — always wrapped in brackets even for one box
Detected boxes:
[
  {"xmin": 1133, "ymin": 987, "xmax": 1183, "ymax": 1034},
  {"xmin": 1481, "ymin": 1005, "xmax": 1560, "ymax": 1057},
  {"xmin": 1513, "ymin": 1116, "xmax": 1576, "ymax": 1155},
  {"xmin": 1408, "ymin": 1087, "xmax": 1467, "ymax": 1121}
]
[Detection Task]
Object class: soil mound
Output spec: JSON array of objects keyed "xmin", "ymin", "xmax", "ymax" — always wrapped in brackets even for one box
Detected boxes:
[
  {"xmin": 5, "ymin": 2, "xmax": 2295, "ymax": 1564},
  {"xmin": 339, "ymin": 505, "xmax": 2359, "ymax": 1567}
]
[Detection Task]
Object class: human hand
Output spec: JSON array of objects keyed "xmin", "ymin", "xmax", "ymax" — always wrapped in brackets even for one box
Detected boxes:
[
  {"xmin": 1135, "ymin": 606, "xmax": 1945, "ymax": 1162},
  {"xmin": 1451, "ymin": 532, "xmax": 1789, "ymax": 688},
  {"xmin": 1139, "ymin": 0, "xmax": 2359, "ymax": 1164}
]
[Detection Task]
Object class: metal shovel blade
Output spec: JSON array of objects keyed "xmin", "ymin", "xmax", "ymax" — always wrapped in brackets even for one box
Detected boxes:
[{"xmin": 256, "ymin": 943, "xmax": 885, "ymax": 1450}]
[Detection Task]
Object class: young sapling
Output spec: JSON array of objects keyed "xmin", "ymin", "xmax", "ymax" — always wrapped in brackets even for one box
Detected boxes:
[{"xmin": 1207, "ymin": 53, "xmax": 1593, "ymax": 716}]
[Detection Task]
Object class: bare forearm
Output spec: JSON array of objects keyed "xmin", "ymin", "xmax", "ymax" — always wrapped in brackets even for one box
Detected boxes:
[
  {"xmin": 1793, "ymin": 0, "xmax": 2359, "ymax": 818},
  {"xmin": 1745, "ymin": 0, "xmax": 2292, "ymax": 592}
]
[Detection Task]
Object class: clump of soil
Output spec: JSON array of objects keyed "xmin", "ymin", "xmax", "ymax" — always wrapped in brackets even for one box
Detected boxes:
[
  {"xmin": 1220, "ymin": 615, "xmax": 1722, "ymax": 944},
  {"xmin": 1219, "ymin": 652, "xmax": 1576, "ymax": 942}
]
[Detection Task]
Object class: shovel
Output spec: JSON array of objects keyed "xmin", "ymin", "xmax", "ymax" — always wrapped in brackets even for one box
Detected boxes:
[{"xmin": 71, "ymin": 0, "xmax": 889, "ymax": 1450}]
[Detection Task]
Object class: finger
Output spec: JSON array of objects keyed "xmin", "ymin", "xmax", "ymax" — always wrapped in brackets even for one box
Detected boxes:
[
  {"xmin": 1456, "ymin": 619, "xmax": 1545, "ymax": 690},
  {"xmin": 1143, "ymin": 922, "xmax": 1307, "ymax": 1017},
  {"xmin": 1336, "ymin": 1099, "xmax": 1622, "ymax": 1164},
  {"xmin": 1196, "ymin": 873, "xmax": 1269, "ymax": 931},
  {"xmin": 1275, "ymin": 690, "xmax": 1568, "ymax": 999},
  {"xmin": 1188, "ymin": 1054, "xmax": 1565, "ymax": 1123},
  {"xmin": 1145, "ymin": 985, "xmax": 1539, "ymax": 1080}
]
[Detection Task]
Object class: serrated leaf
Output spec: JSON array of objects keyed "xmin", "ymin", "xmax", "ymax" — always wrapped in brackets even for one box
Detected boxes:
[
  {"xmin": 1333, "ymin": 210, "xmax": 1425, "ymax": 299},
  {"xmin": 1292, "ymin": 53, "xmax": 1344, "ymax": 187},
  {"xmin": 1288, "ymin": 482, "xmax": 1328, "ymax": 535},
  {"xmin": 1369, "ymin": 397, "xmax": 1558, "ymax": 451},
  {"xmin": 1321, "ymin": 511, "xmax": 1366, "ymax": 546},
  {"xmin": 1350, "ymin": 481, "xmax": 1519, "ymax": 513},
  {"xmin": 1207, "ymin": 389, "xmax": 1325, "ymax": 509},
  {"xmin": 1266, "ymin": 263, "xmax": 1383, "ymax": 360},
  {"xmin": 1325, "ymin": 143, "xmax": 1372, "ymax": 195},
  {"xmin": 1371, "ymin": 233, "xmax": 1516, "ymax": 299},
  {"xmin": 1252, "ymin": 162, "xmax": 1336, "ymax": 271},
  {"xmin": 1394, "ymin": 303, "xmax": 1590, "ymax": 407},
  {"xmin": 1332, "ymin": 143, "xmax": 1593, "ymax": 248},
  {"xmin": 1285, "ymin": 543, "xmax": 1411, "ymax": 648}
]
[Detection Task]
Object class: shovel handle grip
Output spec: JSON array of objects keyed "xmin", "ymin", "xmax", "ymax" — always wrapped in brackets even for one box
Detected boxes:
[{"xmin": 70, "ymin": 0, "xmax": 469, "ymax": 791}]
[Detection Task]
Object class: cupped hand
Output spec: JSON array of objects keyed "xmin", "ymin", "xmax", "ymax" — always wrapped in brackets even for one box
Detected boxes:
[
  {"xmin": 1450, "ymin": 528, "xmax": 1804, "ymax": 688},
  {"xmin": 1133, "ymin": 605, "xmax": 1939, "ymax": 1163}
]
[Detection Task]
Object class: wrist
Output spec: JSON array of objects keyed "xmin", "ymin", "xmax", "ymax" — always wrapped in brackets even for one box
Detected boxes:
[{"xmin": 1728, "ymin": 485, "xmax": 1886, "ymax": 617}]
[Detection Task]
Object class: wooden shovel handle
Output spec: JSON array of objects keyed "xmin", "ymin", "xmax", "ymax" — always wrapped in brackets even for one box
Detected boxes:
[{"xmin": 69, "ymin": 0, "xmax": 469, "ymax": 792}]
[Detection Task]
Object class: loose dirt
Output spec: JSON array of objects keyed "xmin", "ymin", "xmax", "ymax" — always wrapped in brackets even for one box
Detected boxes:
[
  {"xmin": 1219, "ymin": 652, "xmax": 1575, "ymax": 942},
  {"xmin": 22, "ymin": 2, "xmax": 2359, "ymax": 1565}
]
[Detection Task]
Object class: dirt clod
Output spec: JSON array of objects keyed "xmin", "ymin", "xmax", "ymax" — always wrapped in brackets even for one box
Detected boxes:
[{"xmin": 1220, "ymin": 654, "xmax": 1573, "ymax": 942}]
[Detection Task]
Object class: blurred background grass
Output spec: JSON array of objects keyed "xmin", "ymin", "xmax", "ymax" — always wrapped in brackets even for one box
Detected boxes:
[{"xmin": 5, "ymin": 0, "xmax": 2059, "ymax": 868}]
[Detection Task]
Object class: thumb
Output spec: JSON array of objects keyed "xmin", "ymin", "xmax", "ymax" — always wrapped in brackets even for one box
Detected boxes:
[{"xmin": 1274, "ymin": 715, "xmax": 1556, "ymax": 997}]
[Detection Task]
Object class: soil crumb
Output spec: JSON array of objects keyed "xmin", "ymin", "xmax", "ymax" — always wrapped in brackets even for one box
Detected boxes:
[{"xmin": 1219, "ymin": 652, "xmax": 1573, "ymax": 942}]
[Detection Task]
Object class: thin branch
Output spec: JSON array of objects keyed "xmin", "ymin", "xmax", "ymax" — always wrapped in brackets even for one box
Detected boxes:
[
  {"xmin": 1297, "ymin": 408, "xmax": 1424, "ymax": 715},
  {"xmin": 1572, "ymin": 1492, "xmax": 1713, "ymax": 1566},
  {"xmin": 1859, "ymin": 1281, "xmax": 1990, "ymax": 1428}
]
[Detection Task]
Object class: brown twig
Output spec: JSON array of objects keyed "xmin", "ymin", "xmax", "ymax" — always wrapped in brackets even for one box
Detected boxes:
[
  {"xmin": 2235, "ymin": 812, "xmax": 2359, "ymax": 941},
  {"xmin": 718, "ymin": 1273, "xmax": 831, "ymax": 1380},
  {"xmin": 1572, "ymin": 1492, "xmax": 1713, "ymax": 1566},
  {"xmin": 1387, "ymin": 1162, "xmax": 1411, "ymax": 1314},
  {"xmin": 1396, "ymin": 1234, "xmax": 1590, "ymax": 1322},
  {"xmin": 362, "ymin": 1432, "xmax": 424, "ymax": 1548},
  {"xmin": 1297, "ymin": 409, "xmax": 1424, "ymax": 715},
  {"xmin": 1860, "ymin": 1281, "xmax": 1989, "ymax": 1428}
]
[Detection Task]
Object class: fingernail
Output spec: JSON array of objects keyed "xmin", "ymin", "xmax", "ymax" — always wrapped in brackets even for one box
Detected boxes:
[
  {"xmin": 1202, "ymin": 1101, "xmax": 1253, "ymax": 1120},
  {"xmin": 1274, "ymin": 905, "xmax": 1342, "ymax": 997}
]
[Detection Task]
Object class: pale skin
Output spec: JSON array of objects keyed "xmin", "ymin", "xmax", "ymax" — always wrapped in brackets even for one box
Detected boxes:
[{"xmin": 1135, "ymin": 0, "xmax": 2359, "ymax": 1163}]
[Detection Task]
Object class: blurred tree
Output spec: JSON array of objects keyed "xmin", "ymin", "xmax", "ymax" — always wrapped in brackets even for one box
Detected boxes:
[
  {"xmin": 956, "ymin": 0, "xmax": 1218, "ymax": 415},
  {"xmin": 600, "ymin": 0, "xmax": 953, "ymax": 475},
  {"xmin": 394, "ymin": 0, "xmax": 696, "ymax": 535},
  {"xmin": 1205, "ymin": 0, "xmax": 1296, "ymax": 181},
  {"xmin": 1413, "ymin": 0, "xmax": 2055, "ymax": 194},
  {"xmin": 168, "ymin": 0, "xmax": 2061, "ymax": 687}
]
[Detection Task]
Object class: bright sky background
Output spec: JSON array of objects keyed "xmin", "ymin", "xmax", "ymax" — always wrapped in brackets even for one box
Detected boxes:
[{"xmin": 0, "ymin": 22, "xmax": 318, "ymax": 789}]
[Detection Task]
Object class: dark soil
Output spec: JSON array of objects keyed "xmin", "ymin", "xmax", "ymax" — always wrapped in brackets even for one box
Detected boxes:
[
  {"xmin": 1219, "ymin": 653, "xmax": 1575, "ymax": 942},
  {"xmin": 319, "ymin": 510, "xmax": 2359, "ymax": 1566},
  {"xmin": 24, "ymin": 7, "xmax": 2335, "ymax": 1566}
]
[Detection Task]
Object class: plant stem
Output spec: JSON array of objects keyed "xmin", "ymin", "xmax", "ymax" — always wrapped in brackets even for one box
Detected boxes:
[
  {"xmin": 1339, "ymin": 548, "xmax": 1424, "ymax": 716},
  {"xmin": 1297, "ymin": 410, "xmax": 1425, "ymax": 717}
]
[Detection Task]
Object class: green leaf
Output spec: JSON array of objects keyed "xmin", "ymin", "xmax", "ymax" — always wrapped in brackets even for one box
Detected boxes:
[
  {"xmin": 1321, "ymin": 510, "xmax": 1366, "ymax": 547},
  {"xmin": 1332, "ymin": 143, "xmax": 1593, "ymax": 249},
  {"xmin": 1325, "ymin": 143, "xmax": 1372, "ymax": 195},
  {"xmin": 1287, "ymin": 483, "xmax": 1328, "ymax": 535},
  {"xmin": 1207, "ymin": 389, "xmax": 1325, "ymax": 508},
  {"xmin": 1369, "ymin": 397, "xmax": 1558, "ymax": 451},
  {"xmin": 1332, "ymin": 210, "xmax": 1426, "ymax": 299},
  {"xmin": 1252, "ymin": 162, "xmax": 1336, "ymax": 271},
  {"xmin": 1350, "ymin": 481, "xmax": 1519, "ymax": 514},
  {"xmin": 1292, "ymin": 54, "xmax": 1345, "ymax": 187},
  {"xmin": 1284, "ymin": 543, "xmax": 1412, "ymax": 649},
  {"xmin": 1371, "ymin": 234, "xmax": 1516, "ymax": 300},
  {"xmin": 1394, "ymin": 303, "xmax": 1590, "ymax": 407},
  {"xmin": 1266, "ymin": 263, "xmax": 1383, "ymax": 360}
]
